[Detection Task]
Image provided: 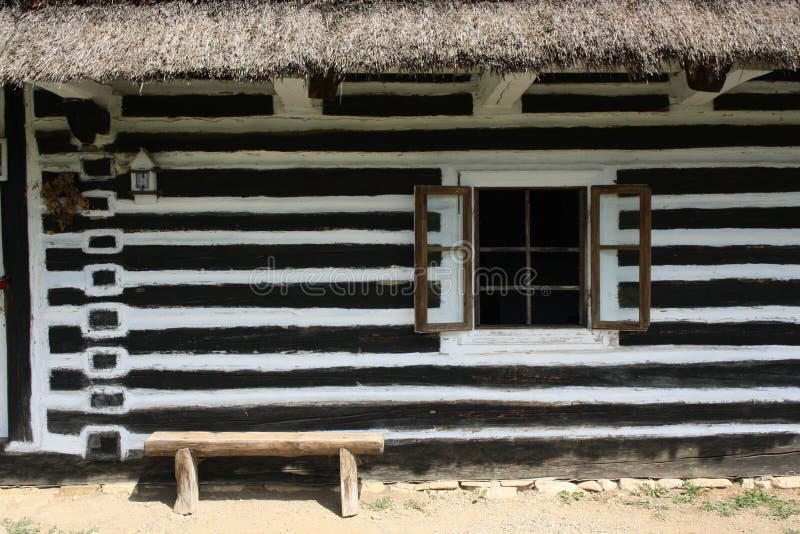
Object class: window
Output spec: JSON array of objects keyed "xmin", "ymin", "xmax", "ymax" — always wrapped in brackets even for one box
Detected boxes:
[
  {"xmin": 414, "ymin": 183, "xmax": 651, "ymax": 333},
  {"xmin": 475, "ymin": 188, "xmax": 586, "ymax": 327},
  {"xmin": 591, "ymin": 185, "xmax": 651, "ymax": 330},
  {"xmin": 414, "ymin": 186, "xmax": 472, "ymax": 332}
]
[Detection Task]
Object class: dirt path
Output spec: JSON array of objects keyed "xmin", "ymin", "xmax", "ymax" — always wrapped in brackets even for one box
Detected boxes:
[{"xmin": 1, "ymin": 483, "xmax": 798, "ymax": 533}]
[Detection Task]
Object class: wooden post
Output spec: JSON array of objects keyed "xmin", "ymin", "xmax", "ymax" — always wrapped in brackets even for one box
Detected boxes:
[
  {"xmin": 174, "ymin": 448, "xmax": 199, "ymax": 515},
  {"xmin": 339, "ymin": 448, "xmax": 359, "ymax": 517}
]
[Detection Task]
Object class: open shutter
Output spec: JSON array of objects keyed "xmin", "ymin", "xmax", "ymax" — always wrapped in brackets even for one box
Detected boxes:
[
  {"xmin": 414, "ymin": 186, "xmax": 473, "ymax": 332},
  {"xmin": 591, "ymin": 185, "xmax": 651, "ymax": 330}
]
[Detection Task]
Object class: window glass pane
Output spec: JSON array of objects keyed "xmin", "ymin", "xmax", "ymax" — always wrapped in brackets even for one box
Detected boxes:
[
  {"xmin": 531, "ymin": 251, "xmax": 580, "ymax": 286},
  {"xmin": 597, "ymin": 249, "xmax": 640, "ymax": 323},
  {"xmin": 427, "ymin": 250, "xmax": 465, "ymax": 324},
  {"xmin": 478, "ymin": 190, "xmax": 525, "ymax": 246},
  {"xmin": 598, "ymin": 193, "xmax": 640, "ymax": 246},
  {"xmin": 478, "ymin": 252, "xmax": 525, "ymax": 286},
  {"xmin": 530, "ymin": 189, "xmax": 580, "ymax": 247},
  {"xmin": 428, "ymin": 194, "xmax": 464, "ymax": 246},
  {"xmin": 531, "ymin": 290, "xmax": 580, "ymax": 325},
  {"xmin": 478, "ymin": 291, "xmax": 527, "ymax": 326}
]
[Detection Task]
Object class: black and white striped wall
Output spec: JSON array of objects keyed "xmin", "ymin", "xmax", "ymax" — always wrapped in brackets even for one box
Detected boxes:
[{"xmin": 13, "ymin": 70, "xmax": 800, "ymax": 478}]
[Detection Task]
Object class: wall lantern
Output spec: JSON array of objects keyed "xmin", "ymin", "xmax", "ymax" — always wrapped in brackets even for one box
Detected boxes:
[{"xmin": 129, "ymin": 148, "xmax": 158, "ymax": 203}]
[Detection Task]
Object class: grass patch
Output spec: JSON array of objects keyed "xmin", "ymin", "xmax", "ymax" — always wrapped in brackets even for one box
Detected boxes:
[
  {"xmin": 671, "ymin": 481, "xmax": 704, "ymax": 505},
  {"xmin": 363, "ymin": 496, "xmax": 393, "ymax": 512},
  {"xmin": 638, "ymin": 483, "xmax": 669, "ymax": 499},
  {"xmin": 404, "ymin": 499, "xmax": 426, "ymax": 512},
  {"xmin": 2, "ymin": 518, "xmax": 39, "ymax": 534},
  {"xmin": 701, "ymin": 489, "xmax": 800, "ymax": 519},
  {"xmin": 473, "ymin": 488, "xmax": 488, "ymax": 499},
  {"xmin": 557, "ymin": 491, "xmax": 585, "ymax": 505},
  {"xmin": 0, "ymin": 519, "xmax": 96, "ymax": 534}
]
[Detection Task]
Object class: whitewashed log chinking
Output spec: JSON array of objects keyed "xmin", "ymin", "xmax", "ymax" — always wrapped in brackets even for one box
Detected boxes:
[
  {"xmin": 6, "ymin": 69, "xmax": 797, "ymax": 481},
  {"xmin": 1, "ymin": 0, "xmax": 800, "ymax": 482}
]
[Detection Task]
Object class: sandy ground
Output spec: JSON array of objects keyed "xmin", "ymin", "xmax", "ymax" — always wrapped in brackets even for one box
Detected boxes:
[{"xmin": 0, "ymin": 483, "xmax": 799, "ymax": 534}]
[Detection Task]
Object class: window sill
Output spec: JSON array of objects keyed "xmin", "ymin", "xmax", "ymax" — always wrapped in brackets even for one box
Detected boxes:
[{"xmin": 440, "ymin": 328, "xmax": 618, "ymax": 354}]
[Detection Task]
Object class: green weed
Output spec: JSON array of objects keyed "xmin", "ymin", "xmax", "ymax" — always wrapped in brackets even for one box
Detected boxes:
[
  {"xmin": 557, "ymin": 491, "xmax": 585, "ymax": 505},
  {"xmin": 363, "ymin": 496, "xmax": 393, "ymax": 512},
  {"xmin": 671, "ymin": 481, "xmax": 704, "ymax": 505},
  {"xmin": 0, "ymin": 519, "xmax": 96, "ymax": 534},
  {"xmin": 701, "ymin": 488, "xmax": 800, "ymax": 519},
  {"xmin": 473, "ymin": 488, "xmax": 488, "ymax": 499},
  {"xmin": 638, "ymin": 483, "xmax": 669, "ymax": 499},
  {"xmin": 404, "ymin": 499, "xmax": 426, "ymax": 512}
]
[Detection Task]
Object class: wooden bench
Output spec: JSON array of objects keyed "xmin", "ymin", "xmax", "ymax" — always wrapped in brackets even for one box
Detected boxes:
[{"xmin": 144, "ymin": 431, "xmax": 384, "ymax": 517}]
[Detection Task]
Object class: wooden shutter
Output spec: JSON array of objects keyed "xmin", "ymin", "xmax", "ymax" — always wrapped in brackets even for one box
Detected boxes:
[
  {"xmin": 590, "ymin": 185, "xmax": 651, "ymax": 330},
  {"xmin": 414, "ymin": 186, "xmax": 473, "ymax": 332}
]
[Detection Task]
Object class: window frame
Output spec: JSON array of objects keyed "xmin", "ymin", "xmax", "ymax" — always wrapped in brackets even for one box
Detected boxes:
[
  {"xmin": 413, "ymin": 185, "xmax": 473, "ymax": 333},
  {"xmin": 473, "ymin": 186, "xmax": 587, "ymax": 329},
  {"xmin": 590, "ymin": 184, "xmax": 652, "ymax": 331}
]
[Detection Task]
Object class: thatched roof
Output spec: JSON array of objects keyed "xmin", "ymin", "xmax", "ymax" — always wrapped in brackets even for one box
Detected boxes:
[{"xmin": 0, "ymin": 0, "xmax": 798, "ymax": 83}]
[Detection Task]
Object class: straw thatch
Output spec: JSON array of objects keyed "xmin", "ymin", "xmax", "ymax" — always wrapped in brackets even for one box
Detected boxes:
[{"xmin": 0, "ymin": 0, "xmax": 798, "ymax": 83}]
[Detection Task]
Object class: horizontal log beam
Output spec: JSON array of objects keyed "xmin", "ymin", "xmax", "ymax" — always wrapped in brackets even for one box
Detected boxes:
[{"xmin": 144, "ymin": 431, "xmax": 385, "ymax": 457}]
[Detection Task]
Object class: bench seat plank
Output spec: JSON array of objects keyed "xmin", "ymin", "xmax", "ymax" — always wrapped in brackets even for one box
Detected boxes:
[{"xmin": 144, "ymin": 431, "xmax": 385, "ymax": 457}]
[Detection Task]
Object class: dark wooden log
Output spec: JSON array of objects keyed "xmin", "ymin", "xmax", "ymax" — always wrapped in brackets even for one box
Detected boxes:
[
  {"xmin": 522, "ymin": 94, "xmax": 669, "ymax": 113},
  {"xmin": 48, "ymin": 359, "xmax": 800, "ymax": 391},
  {"xmin": 107, "ymin": 125, "xmax": 800, "ymax": 154},
  {"xmin": 48, "ymin": 281, "xmax": 421, "ymax": 309},
  {"xmin": 620, "ymin": 322, "xmax": 800, "ymax": 346},
  {"xmin": 46, "ymin": 244, "xmax": 417, "ymax": 271},
  {"xmin": 620, "ymin": 246, "xmax": 800, "ymax": 266},
  {"xmin": 122, "ymin": 94, "xmax": 274, "ymax": 117},
  {"xmin": 617, "ymin": 167, "xmax": 800, "ymax": 194},
  {"xmin": 43, "ymin": 211, "xmax": 427, "ymax": 234},
  {"xmin": 324, "ymin": 94, "xmax": 473, "ymax": 117},
  {"xmin": 1, "ymin": 433, "xmax": 799, "ymax": 483},
  {"xmin": 715, "ymin": 93, "xmax": 800, "ymax": 111},
  {"xmin": 47, "ymin": 401, "xmax": 800, "ymax": 436}
]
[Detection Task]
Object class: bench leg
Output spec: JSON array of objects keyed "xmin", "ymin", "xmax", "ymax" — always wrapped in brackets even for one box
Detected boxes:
[
  {"xmin": 174, "ymin": 448, "xmax": 199, "ymax": 515},
  {"xmin": 339, "ymin": 448, "xmax": 359, "ymax": 517}
]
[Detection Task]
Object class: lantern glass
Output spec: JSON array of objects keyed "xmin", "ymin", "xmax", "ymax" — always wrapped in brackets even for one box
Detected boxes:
[{"xmin": 134, "ymin": 171, "xmax": 150, "ymax": 191}]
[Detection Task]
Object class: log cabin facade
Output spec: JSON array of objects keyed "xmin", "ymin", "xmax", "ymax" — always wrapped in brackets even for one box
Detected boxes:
[{"xmin": 1, "ymin": 0, "xmax": 800, "ymax": 483}]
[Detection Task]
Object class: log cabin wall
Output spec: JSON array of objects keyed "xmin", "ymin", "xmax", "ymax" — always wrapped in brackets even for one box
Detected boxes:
[{"xmin": 20, "ymin": 71, "xmax": 800, "ymax": 479}]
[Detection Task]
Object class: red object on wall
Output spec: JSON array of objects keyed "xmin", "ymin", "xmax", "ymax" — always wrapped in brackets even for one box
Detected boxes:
[{"xmin": 0, "ymin": 278, "xmax": 6, "ymax": 290}]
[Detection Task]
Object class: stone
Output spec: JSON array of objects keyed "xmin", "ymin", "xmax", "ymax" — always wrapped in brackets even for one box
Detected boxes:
[
  {"xmin": 391, "ymin": 482, "xmax": 429, "ymax": 493},
  {"xmin": 100, "ymin": 482, "xmax": 138, "ymax": 495},
  {"xmin": 755, "ymin": 479, "xmax": 772, "ymax": 490},
  {"xmin": 428, "ymin": 480, "xmax": 459, "ymax": 490},
  {"xmin": 577, "ymin": 481, "xmax": 603, "ymax": 492},
  {"xmin": 656, "ymin": 479, "xmax": 684, "ymax": 490},
  {"xmin": 535, "ymin": 480, "xmax": 579, "ymax": 494},
  {"xmin": 741, "ymin": 478, "xmax": 756, "ymax": 490},
  {"xmin": 500, "ymin": 479, "xmax": 535, "ymax": 488},
  {"xmin": 687, "ymin": 478, "xmax": 732, "ymax": 489},
  {"xmin": 459, "ymin": 481, "xmax": 496, "ymax": 489},
  {"xmin": 597, "ymin": 479, "xmax": 618, "ymax": 492},
  {"xmin": 60, "ymin": 484, "xmax": 100, "ymax": 496},
  {"xmin": 360, "ymin": 480, "xmax": 386, "ymax": 494},
  {"xmin": 772, "ymin": 476, "xmax": 800, "ymax": 489},
  {"xmin": 485, "ymin": 486, "xmax": 517, "ymax": 500},
  {"xmin": 618, "ymin": 479, "xmax": 653, "ymax": 493}
]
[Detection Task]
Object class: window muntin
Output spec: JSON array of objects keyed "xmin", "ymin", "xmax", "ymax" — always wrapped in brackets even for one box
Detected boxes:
[{"xmin": 475, "ymin": 187, "xmax": 586, "ymax": 328}]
